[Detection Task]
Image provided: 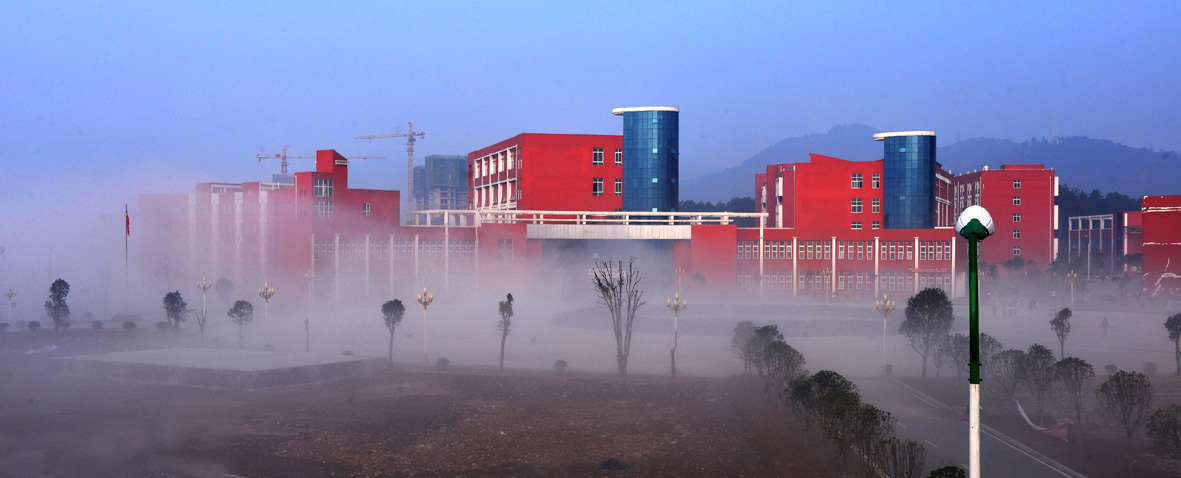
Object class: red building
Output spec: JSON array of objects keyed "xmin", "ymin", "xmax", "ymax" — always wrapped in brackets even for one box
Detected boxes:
[
  {"xmin": 1141, "ymin": 195, "xmax": 1181, "ymax": 298},
  {"xmin": 952, "ymin": 165, "xmax": 1058, "ymax": 270},
  {"xmin": 468, "ymin": 133, "xmax": 624, "ymax": 212}
]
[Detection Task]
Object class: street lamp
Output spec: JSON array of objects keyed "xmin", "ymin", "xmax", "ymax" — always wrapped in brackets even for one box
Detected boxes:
[
  {"xmin": 416, "ymin": 287, "xmax": 435, "ymax": 364},
  {"xmin": 956, "ymin": 205, "xmax": 995, "ymax": 478},
  {"xmin": 304, "ymin": 269, "xmax": 314, "ymax": 309},
  {"xmin": 258, "ymin": 282, "xmax": 275, "ymax": 348},
  {"xmin": 1066, "ymin": 270, "xmax": 1078, "ymax": 309},
  {"xmin": 667, "ymin": 292, "xmax": 687, "ymax": 378},
  {"xmin": 674, "ymin": 266, "xmax": 686, "ymax": 292},
  {"xmin": 2, "ymin": 288, "xmax": 14, "ymax": 321},
  {"xmin": 875, "ymin": 294, "xmax": 896, "ymax": 376},
  {"xmin": 197, "ymin": 277, "xmax": 212, "ymax": 343}
]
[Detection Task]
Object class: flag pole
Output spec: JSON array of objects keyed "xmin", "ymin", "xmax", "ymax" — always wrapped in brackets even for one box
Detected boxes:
[{"xmin": 125, "ymin": 204, "xmax": 129, "ymax": 311}]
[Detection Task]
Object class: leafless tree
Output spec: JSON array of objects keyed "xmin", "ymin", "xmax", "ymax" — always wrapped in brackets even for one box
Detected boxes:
[
  {"xmin": 989, "ymin": 349, "xmax": 1026, "ymax": 400},
  {"xmin": 850, "ymin": 403, "xmax": 893, "ymax": 477},
  {"xmin": 731, "ymin": 321, "xmax": 757, "ymax": 374},
  {"xmin": 1096, "ymin": 370, "xmax": 1153, "ymax": 440},
  {"xmin": 497, "ymin": 293, "xmax": 514, "ymax": 371},
  {"xmin": 591, "ymin": 258, "xmax": 646, "ymax": 376},
  {"xmin": 876, "ymin": 437, "xmax": 926, "ymax": 478}
]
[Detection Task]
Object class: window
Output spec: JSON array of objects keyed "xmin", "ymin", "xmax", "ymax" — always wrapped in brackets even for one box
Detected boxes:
[
  {"xmin": 1014, "ymin": 179, "xmax": 1022, "ymax": 188},
  {"xmin": 838, "ymin": 242, "xmax": 845, "ymax": 259},
  {"xmin": 592, "ymin": 178, "xmax": 604, "ymax": 196},
  {"xmin": 363, "ymin": 202, "xmax": 371, "ymax": 217},
  {"xmin": 1013, "ymin": 229, "xmax": 1021, "ymax": 239},
  {"xmin": 1013, "ymin": 246, "xmax": 1022, "ymax": 256},
  {"xmin": 314, "ymin": 201, "xmax": 333, "ymax": 218},
  {"xmin": 857, "ymin": 242, "xmax": 864, "ymax": 260},
  {"xmin": 615, "ymin": 149, "xmax": 622, "ymax": 166},
  {"xmin": 872, "ymin": 198, "xmax": 880, "ymax": 213},
  {"xmin": 907, "ymin": 243, "xmax": 914, "ymax": 260},
  {"xmin": 1013, "ymin": 213, "xmax": 1021, "ymax": 222},
  {"xmin": 1013, "ymin": 196, "xmax": 1021, "ymax": 206},
  {"xmin": 851, "ymin": 173, "xmax": 863, "ymax": 189},
  {"xmin": 872, "ymin": 173, "xmax": 880, "ymax": 189},
  {"xmin": 851, "ymin": 222, "xmax": 863, "ymax": 230},
  {"xmin": 824, "ymin": 243, "xmax": 831, "ymax": 259},
  {"xmin": 313, "ymin": 178, "xmax": 334, "ymax": 197},
  {"xmin": 851, "ymin": 198, "xmax": 863, "ymax": 213},
  {"xmin": 497, "ymin": 238, "xmax": 514, "ymax": 263},
  {"xmin": 592, "ymin": 148, "xmax": 604, "ymax": 166},
  {"xmin": 872, "ymin": 221, "xmax": 881, "ymax": 229},
  {"xmin": 615, "ymin": 178, "xmax": 622, "ymax": 196}
]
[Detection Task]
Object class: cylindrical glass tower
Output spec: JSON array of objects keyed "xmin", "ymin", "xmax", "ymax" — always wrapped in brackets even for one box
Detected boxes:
[
  {"xmin": 614, "ymin": 106, "xmax": 679, "ymax": 212},
  {"xmin": 874, "ymin": 131, "xmax": 936, "ymax": 229}
]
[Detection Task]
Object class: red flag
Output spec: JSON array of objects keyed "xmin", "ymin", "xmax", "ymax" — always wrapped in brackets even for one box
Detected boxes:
[{"xmin": 125, "ymin": 205, "xmax": 130, "ymax": 236}]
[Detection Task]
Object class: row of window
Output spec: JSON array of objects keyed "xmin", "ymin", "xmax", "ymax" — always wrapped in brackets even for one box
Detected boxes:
[
  {"xmin": 591, "ymin": 148, "xmax": 623, "ymax": 166},
  {"xmin": 736, "ymin": 270, "xmax": 953, "ymax": 294},
  {"xmin": 474, "ymin": 150, "xmax": 518, "ymax": 178},
  {"xmin": 591, "ymin": 178, "xmax": 623, "ymax": 196},
  {"xmin": 849, "ymin": 197, "xmax": 882, "ymax": 214},
  {"xmin": 312, "ymin": 239, "xmax": 476, "ymax": 261},
  {"xmin": 737, "ymin": 239, "xmax": 954, "ymax": 262},
  {"xmin": 850, "ymin": 173, "xmax": 882, "ymax": 189},
  {"xmin": 850, "ymin": 221, "xmax": 881, "ymax": 230}
]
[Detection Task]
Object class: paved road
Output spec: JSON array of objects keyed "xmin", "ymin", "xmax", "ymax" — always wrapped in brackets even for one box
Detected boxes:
[{"xmin": 854, "ymin": 378, "xmax": 1076, "ymax": 478}]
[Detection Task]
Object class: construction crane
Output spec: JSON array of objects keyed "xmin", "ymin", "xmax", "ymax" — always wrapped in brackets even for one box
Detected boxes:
[
  {"xmin": 355, "ymin": 122, "xmax": 425, "ymax": 202},
  {"xmin": 256, "ymin": 145, "xmax": 385, "ymax": 175}
]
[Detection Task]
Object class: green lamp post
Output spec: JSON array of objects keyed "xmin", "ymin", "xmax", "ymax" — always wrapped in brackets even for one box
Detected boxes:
[{"xmin": 956, "ymin": 205, "xmax": 995, "ymax": 478}]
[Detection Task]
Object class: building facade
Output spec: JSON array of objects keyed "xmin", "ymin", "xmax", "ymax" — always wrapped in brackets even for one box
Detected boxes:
[
  {"xmin": 412, "ymin": 154, "xmax": 469, "ymax": 211},
  {"xmin": 468, "ymin": 133, "xmax": 624, "ymax": 212},
  {"xmin": 615, "ymin": 106, "xmax": 680, "ymax": 212},
  {"xmin": 1141, "ymin": 195, "xmax": 1181, "ymax": 298},
  {"xmin": 952, "ymin": 164, "xmax": 1058, "ymax": 270},
  {"xmin": 875, "ymin": 131, "xmax": 937, "ymax": 229}
]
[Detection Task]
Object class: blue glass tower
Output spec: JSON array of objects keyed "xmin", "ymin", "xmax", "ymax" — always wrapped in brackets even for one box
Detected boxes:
[
  {"xmin": 875, "ymin": 131, "xmax": 936, "ymax": 229},
  {"xmin": 614, "ymin": 106, "xmax": 679, "ymax": 212}
]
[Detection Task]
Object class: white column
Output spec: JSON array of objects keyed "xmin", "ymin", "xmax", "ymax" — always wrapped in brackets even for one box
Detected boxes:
[
  {"xmin": 334, "ymin": 233, "xmax": 341, "ymax": 303},
  {"xmin": 364, "ymin": 234, "xmax": 371, "ymax": 298},
  {"xmin": 414, "ymin": 234, "xmax": 420, "ymax": 283},
  {"xmin": 874, "ymin": 236, "xmax": 881, "ymax": 297},
  {"xmin": 914, "ymin": 236, "xmax": 920, "ymax": 293},
  {"xmin": 388, "ymin": 234, "xmax": 395, "ymax": 298},
  {"xmin": 758, "ymin": 216, "xmax": 766, "ymax": 295},
  {"xmin": 951, "ymin": 236, "xmax": 958, "ymax": 298},
  {"xmin": 444, "ymin": 211, "xmax": 451, "ymax": 294},
  {"xmin": 310, "ymin": 233, "xmax": 316, "ymax": 303},
  {"xmin": 792, "ymin": 237, "xmax": 798, "ymax": 297},
  {"xmin": 830, "ymin": 236, "xmax": 837, "ymax": 299},
  {"xmin": 970, "ymin": 383, "xmax": 981, "ymax": 478}
]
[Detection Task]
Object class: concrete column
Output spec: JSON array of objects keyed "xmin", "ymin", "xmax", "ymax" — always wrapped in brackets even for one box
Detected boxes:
[
  {"xmin": 444, "ymin": 211, "xmax": 451, "ymax": 294},
  {"xmin": 364, "ymin": 234, "xmax": 371, "ymax": 298},
  {"xmin": 951, "ymin": 235, "xmax": 958, "ymax": 298},
  {"xmin": 334, "ymin": 233, "xmax": 341, "ymax": 303},
  {"xmin": 874, "ymin": 236, "xmax": 881, "ymax": 297},
  {"xmin": 310, "ymin": 233, "xmax": 316, "ymax": 303},
  {"xmin": 758, "ymin": 216, "xmax": 766, "ymax": 295},
  {"xmin": 792, "ymin": 237, "xmax": 798, "ymax": 297},
  {"xmin": 388, "ymin": 234, "xmax": 395, "ymax": 299},
  {"xmin": 414, "ymin": 234, "xmax": 420, "ymax": 283},
  {"xmin": 831, "ymin": 236, "xmax": 837, "ymax": 299},
  {"xmin": 914, "ymin": 236, "xmax": 920, "ymax": 293}
]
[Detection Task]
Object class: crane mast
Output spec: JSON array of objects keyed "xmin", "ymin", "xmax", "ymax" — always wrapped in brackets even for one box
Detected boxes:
[{"xmin": 355, "ymin": 122, "xmax": 426, "ymax": 209}]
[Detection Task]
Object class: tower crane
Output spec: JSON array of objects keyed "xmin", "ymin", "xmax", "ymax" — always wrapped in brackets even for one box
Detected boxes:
[
  {"xmin": 256, "ymin": 145, "xmax": 385, "ymax": 175},
  {"xmin": 355, "ymin": 122, "xmax": 425, "ymax": 203}
]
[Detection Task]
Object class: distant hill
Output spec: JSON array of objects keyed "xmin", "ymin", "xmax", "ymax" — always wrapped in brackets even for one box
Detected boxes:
[
  {"xmin": 680, "ymin": 124, "xmax": 882, "ymax": 202},
  {"xmin": 683, "ymin": 127, "xmax": 1181, "ymax": 201}
]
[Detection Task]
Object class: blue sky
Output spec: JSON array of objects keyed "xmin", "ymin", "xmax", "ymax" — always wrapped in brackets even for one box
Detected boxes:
[{"xmin": 2, "ymin": 1, "xmax": 1179, "ymax": 199}]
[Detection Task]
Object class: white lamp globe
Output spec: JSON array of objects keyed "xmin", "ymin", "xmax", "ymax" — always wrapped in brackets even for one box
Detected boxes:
[{"xmin": 956, "ymin": 205, "xmax": 995, "ymax": 240}]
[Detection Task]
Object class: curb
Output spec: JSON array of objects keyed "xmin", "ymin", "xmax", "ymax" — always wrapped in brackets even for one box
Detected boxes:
[{"xmin": 888, "ymin": 378, "xmax": 1087, "ymax": 478}]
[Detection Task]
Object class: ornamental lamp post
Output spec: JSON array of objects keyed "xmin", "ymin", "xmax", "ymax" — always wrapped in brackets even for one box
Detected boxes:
[
  {"xmin": 258, "ymin": 283, "xmax": 275, "ymax": 348},
  {"xmin": 304, "ymin": 269, "xmax": 314, "ymax": 309},
  {"xmin": 667, "ymin": 292, "xmax": 687, "ymax": 378},
  {"xmin": 956, "ymin": 205, "xmax": 995, "ymax": 478},
  {"xmin": 875, "ymin": 294, "xmax": 896, "ymax": 376},
  {"xmin": 197, "ymin": 277, "xmax": 213, "ymax": 343},
  {"xmin": 1066, "ymin": 270, "xmax": 1078, "ymax": 309},
  {"xmin": 416, "ymin": 287, "xmax": 435, "ymax": 364}
]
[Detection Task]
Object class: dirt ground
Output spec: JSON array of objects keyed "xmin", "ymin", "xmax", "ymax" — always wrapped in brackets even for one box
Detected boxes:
[
  {"xmin": 0, "ymin": 329, "xmax": 860, "ymax": 477},
  {"xmin": 905, "ymin": 376, "xmax": 1181, "ymax": 478}
]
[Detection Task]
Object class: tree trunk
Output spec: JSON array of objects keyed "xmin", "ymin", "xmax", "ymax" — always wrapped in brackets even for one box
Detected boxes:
[
  {"xmin": 1060, "ymin": 338, "xmax": 1066, "ymax": 360},
  {"xmin": 388, "ymin": 332, "xmax": 394, "ymax": 366},
  {"xmin": 670, "ymin": 331, "xmax": 678, "ymax": 378},
  {"xmin": 617, "ymin": 353, "xmax": 628, "ymax": 376},
  {"xmin": 1175, "ymin": 339, "xmax": 1180, "ymax": 376},
  {"xmin": 499, "ymin": 332, "xmax": 507, "ymax": 372},
  {"xmin": 920, "ymin": 344, "xmax": 929, "ymax": 378}
]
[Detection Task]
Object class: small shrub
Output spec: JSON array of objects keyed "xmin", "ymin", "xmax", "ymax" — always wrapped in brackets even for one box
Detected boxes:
[
  {"xmin": 92, "ymin": 321, "xmax": 104, "ymax": 329},
  {"xmin": 155, "ymin": 321, "xmax": 171, "ymax": 332},
  {"xmin": 27, "ymin": 321, "xmax": 41, "ymax": 331},
  {"xmin": 14, "ymin": 320, "xmax": 27, "ymax": 330},
  {"xmin": 554, "ymin": 359, "xmax": 568, "ymax": 374},
  {"xmin": 1144, "ymin": 361, "xmax": 1159, "ymax": 376},
  {"xmin": 1106, "ymin": 364, "xmax": 1119, "ymax": 375},
  {"xmin": 1148, "ymin": 404, "xmax": 1181, "ymax": 459},
  {"xmin": 436, "ymin": 357, "xmax": 450, "ymax": 369},
  {"xmin": 122, "ymin": 321, "xmax": 137, "ymax": 330},
  {"xmin": 928, "ymin": 466, "xmax": 966, "ymax": 478}
]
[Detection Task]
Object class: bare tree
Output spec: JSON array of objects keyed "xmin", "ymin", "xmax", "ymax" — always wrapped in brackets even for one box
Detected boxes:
[
  {"xmin": 1096, "ymin": 370, "xmax": 1154, "ymax": 439},
  {"xmin": 876, "ymin": 437, "xmax": 926, "ymax": 478},
  {"xmin": 590, "ymin": 258, "xmax": 646, "ymax": 376},
  {"xmin": 227, "ymin": 300, "xmax": 254, "ymax": 347},
  {"xmin": 497, "ymin": 293, "xmax": 514, "ymax": 371},
  {"xmin": 898, "ymin": 288, "xmax": 955, "ymax": 378},
  {"xmin": 989, "ymin": 349, "xmax": 1027, "ymax": 400},
  {"xmin": 1049, "ymin": 307, "xmax": 1072, "ymax": 359},
  {"xmin": 1055, "ymin": 357, "xmax": 1095, "ymax": 430},
  {"xmin": 1165, "ymin": 313, "xmax": 1181, "ymax": 375},
  {"xmin": 382, "ymin": 299, "xmax": 405, "ymax": 365},
  {"xmin": 731, "ymin": 321, "xmax": 757, "ymax": 374},
  {"xmin": 1022, "ymin": 344, "xmax": 1057, "ymax": 426}
]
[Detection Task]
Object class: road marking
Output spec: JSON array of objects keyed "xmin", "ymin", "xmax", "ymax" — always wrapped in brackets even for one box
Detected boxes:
[
  {"xmin": 960, "ymin": 463, "xmax": 968, "ymax": 470},
  {"xmin": 896, "ymin": 421, "xmax": 908, "ymax": 429},
  {"xmin": 981, "ymin": 429, "xmax": 1073, "ymax": 478},
  {"xmin": 924, "ymin": 439, "xmax": 939, "ymax": 449},
  {"xmin": 910, "ymin": 393, "xmax": 942, "ymax": 409}
]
